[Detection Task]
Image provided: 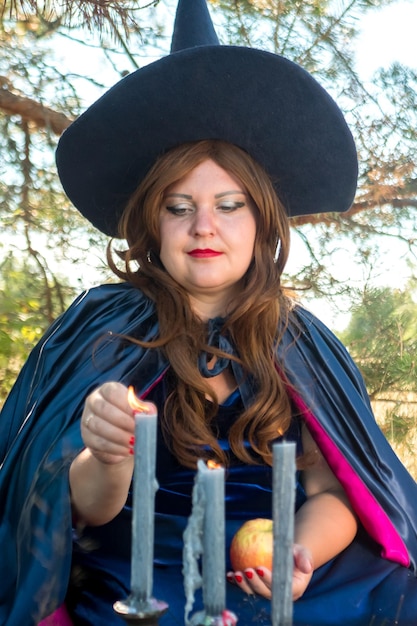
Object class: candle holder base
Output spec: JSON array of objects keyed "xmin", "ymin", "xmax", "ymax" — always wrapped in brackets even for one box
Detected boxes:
[
  {"xmin": 113, "ymin": 596, "xmax": 169, "ymax": 624},
  {"xmin": 189, "ymin": 609, "xmax": 238, "ymax": 625}
]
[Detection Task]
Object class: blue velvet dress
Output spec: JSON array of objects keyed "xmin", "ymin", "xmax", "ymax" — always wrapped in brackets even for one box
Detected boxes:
[{"xmin": 66, "ymin": 386, "xmax": 417, "ymax": 626}]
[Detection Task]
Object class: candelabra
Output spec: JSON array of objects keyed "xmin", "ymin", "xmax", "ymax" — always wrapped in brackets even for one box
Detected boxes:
[{"xmin": 113, "ymin": 596, "xmax": 168, "ymax": 625}]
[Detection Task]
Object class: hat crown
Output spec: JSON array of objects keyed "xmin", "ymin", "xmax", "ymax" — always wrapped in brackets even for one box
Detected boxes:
[{"xmin": 170, "ymin": 0, "xmax": 219, "ymax": 52}]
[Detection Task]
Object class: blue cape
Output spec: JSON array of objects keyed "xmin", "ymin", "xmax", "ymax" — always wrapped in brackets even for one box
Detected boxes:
[{"xmin": 1, "ymin": 282, "xmax": 416, "ymax": 624}]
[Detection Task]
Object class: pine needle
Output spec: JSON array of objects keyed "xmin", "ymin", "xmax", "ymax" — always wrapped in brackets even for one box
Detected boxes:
[{"xmin": 1, "ymin": 0, "xmax": 160, "ymax": 37}]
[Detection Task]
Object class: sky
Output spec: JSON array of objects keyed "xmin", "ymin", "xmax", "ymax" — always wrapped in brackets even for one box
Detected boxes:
[{"xmin": 355, "ymin": 0, "xmax": 416, "ymax": 79}]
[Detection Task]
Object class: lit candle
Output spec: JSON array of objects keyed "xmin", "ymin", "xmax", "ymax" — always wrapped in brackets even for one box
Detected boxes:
[
  {"xmin": 272, "ymin": 441, "xmax": 296, "ymax": 626},
  {"xmin": 128, "ymin": 386, "xmax": 159, "ymax": 603},
  {"xmin": 199, "ymin": 458, "xmax": 226, "ymax": 617}
]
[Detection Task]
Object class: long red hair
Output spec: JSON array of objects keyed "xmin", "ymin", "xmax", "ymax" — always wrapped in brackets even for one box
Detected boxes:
[{"xmin": 108, "ymin": 140, "xmax": 294, "ymax": 468}]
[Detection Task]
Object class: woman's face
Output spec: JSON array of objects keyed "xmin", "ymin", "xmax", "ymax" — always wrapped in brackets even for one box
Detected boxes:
[{"xmin": 159, "ymin": 159, "xmax": 257, "ymax": 317}]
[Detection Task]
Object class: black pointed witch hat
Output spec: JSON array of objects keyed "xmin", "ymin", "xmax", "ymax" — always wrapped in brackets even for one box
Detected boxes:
[{"xmin": 56, "ymin": 0, "xmax": 358, "ymax": 236}]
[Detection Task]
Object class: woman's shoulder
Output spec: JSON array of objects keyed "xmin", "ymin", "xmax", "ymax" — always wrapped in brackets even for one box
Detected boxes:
[
  {"xmin": 287, "ymin": 300, "xmax": 327, "ymax": 327},
  {"xmin": 280, "ymin": 300, "xmax": 363, "ymax": 382},
  {"xmin": 71, "ymin": 281, "xmax": 149, "ymax": 307},
  {"xmin": 281, "ymin": 301, "xmax": 370, "ymax": 401},
  {"xmin": 65, "ymin": 281, "xmax": 154, "ymax": 320},
  {"xmin": 40, "ymin": 282, "xmax": 156, "ymax": 350},
  {"xmin": 286, "ymin": 301, "xmax": 343, "ymax": 346}
]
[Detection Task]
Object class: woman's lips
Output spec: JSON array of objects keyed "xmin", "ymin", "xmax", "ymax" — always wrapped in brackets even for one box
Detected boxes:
[{"xmin": 187, "ymin": 249, "xmax": 223, "ymax": 258}]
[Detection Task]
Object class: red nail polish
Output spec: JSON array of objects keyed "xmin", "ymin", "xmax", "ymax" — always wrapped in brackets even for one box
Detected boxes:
[
  {"xmin": 235, "ymin": 574, "xmax": 243, "ymax": 583},
  {"xmin": 255, "ymin": 568, "xmax": 264, "ymax": 577},
  {"xmin": 226, "ymin": 573, "xmax": 234, "ymax": 582},
  {"xmin": 129, "ymin": 448, "xmax": 134, "ymax": 455},
  {"xmin": 129, "ymin": 436, "xmax": 135, "ymax": 446},
  {"xmin": 244, "ymin": 570, "xmax": 253, "ymax": 580}
]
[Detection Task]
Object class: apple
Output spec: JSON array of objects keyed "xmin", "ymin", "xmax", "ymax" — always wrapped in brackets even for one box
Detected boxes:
[{"xmin": 230, "ymin": 518, "xmax": 273, "ymax": 571}]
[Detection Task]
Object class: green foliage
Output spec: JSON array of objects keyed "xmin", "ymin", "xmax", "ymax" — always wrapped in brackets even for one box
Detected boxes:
[
  {"xmin": 339, "ymin": 281, "xmax": 417, "ymax": 398},
  {"xmin": 0, "ymin": 252, "xmax": 77, "ymax": 404},
  {"xmin": 337, "ymin": 280, "xmax": 417, "ymax": 467}
]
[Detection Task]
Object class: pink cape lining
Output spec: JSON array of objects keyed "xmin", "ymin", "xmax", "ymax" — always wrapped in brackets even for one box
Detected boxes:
[
  {"xmin": 287, "ymin": 385, "xmax": 410, "ymax": 568},
  {"xmin": 38, "ymin": 605, "xmax": 73, "ymax": 626}
]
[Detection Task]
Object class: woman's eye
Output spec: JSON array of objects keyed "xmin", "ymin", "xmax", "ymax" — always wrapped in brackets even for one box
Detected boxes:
[
  {"xmin": 165, "ymin": 205, "xmax": 193, "ymax": 215},
  {"xmin": 218, "ymin": 201, "xmax": 245, "ymax": 212},
  {"xmin": 165, "ymin": 200, "xmax": 246, "ymax": 215}
]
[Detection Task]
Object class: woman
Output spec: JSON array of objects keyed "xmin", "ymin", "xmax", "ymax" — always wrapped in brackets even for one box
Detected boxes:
[
  {"xmin": 1, "ymin": 1, "xmax": 417, "ymax": 625},
  {"xmin": 68, "ymin": 140, "xmax": 357, "ymax": 616}
]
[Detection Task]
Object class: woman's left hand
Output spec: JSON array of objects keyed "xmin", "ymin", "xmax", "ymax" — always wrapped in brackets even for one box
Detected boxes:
[
  {"xmin": 226, "ymin": 543, "xmax": 313, "ymax": 600},
  {"xmin": 227, "ymin": 566, "xmax": 272, "ymax": 599},
  {"xmin": 292, "ymin": 543, "xmax": 314, "ymax": 599}
]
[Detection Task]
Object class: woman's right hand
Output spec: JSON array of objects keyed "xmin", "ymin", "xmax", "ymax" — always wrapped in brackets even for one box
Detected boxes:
[
  {"xmin": 71, "ymin": 382, "xmax": 157, "ymax": 526},
  {"xmin": 80, "ymin": 381, "xmax": 136, "ymax": 465}
]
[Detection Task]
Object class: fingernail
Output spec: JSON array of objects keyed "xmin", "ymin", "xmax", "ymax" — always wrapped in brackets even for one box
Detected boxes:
[
  {"xmin": 244, "ymin": 570, "xmax": 253, "ymax": 580},
  {"xmin": 255, "ymin": 568, "xmax": 264, "ymax": 577},
  {"xmin": 226, "ymin": 573, "xmax": 234, "ymax": 582},
  {"xmin": 129, "ymin": 436, "xmax": 135, "ymax": 446},
  {"xmin": 235, "ymin": 574, "xmax": 243, "ymax": 583},
  {"xmin": 129, "ymin": 448, "xmax": 134, "ymax": 455}
]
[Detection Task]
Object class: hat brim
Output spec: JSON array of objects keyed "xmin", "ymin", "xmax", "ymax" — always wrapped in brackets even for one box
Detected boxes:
[{"xmin": 56, "ymin": 46, "xmax": 358, "ymax": 236}]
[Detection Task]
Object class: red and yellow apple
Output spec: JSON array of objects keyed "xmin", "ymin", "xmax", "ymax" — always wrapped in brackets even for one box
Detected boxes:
[{"xmin": 230, "ymin": 518, "xmax": 273, "ymax": 571}]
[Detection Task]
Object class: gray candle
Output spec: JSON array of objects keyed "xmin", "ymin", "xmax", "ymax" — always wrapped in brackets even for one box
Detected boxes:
[
  {"xmin": 272, "ymin": 441, "xmax": 296, "ymax": 626},
  {"xmin": 128, "ymin": 387, "xmax": 158, "ymax": 603},
  {"xmin": 198, "ymin": 459, "xmax": 226, "ymax": 617}
]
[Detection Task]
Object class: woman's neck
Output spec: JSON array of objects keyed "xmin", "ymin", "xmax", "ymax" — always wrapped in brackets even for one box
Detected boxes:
[{"xmin": 189, "ymin": 292, "xmax": 236, "ymax": 321}]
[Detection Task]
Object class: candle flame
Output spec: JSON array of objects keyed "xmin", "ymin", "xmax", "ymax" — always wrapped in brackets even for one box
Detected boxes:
[
  {"xmin": 127, "ymin": 386, "xmax": 152, "ymax": 413},
  {"xmin": 207, "ymin": 460, "xmax": 222, "ymax": 470}
]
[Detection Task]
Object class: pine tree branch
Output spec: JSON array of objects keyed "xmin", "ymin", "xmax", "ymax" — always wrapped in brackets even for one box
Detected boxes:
[
  {"xmin": 1, "ymin": 1, "xmax": 160, "ymax": 38},
  {"xmin": 291, "ymin": 196, "xmax": 417, "ymax": 227},
  {"xmin": 0, "ymin": 79, "xmax": 72, "ymax": 134}
]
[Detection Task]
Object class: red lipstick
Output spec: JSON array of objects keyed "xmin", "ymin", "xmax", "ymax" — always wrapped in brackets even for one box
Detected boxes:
[{"xmin": 188, "ymin": 249, "xmax": 223, "ymax": 258}]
